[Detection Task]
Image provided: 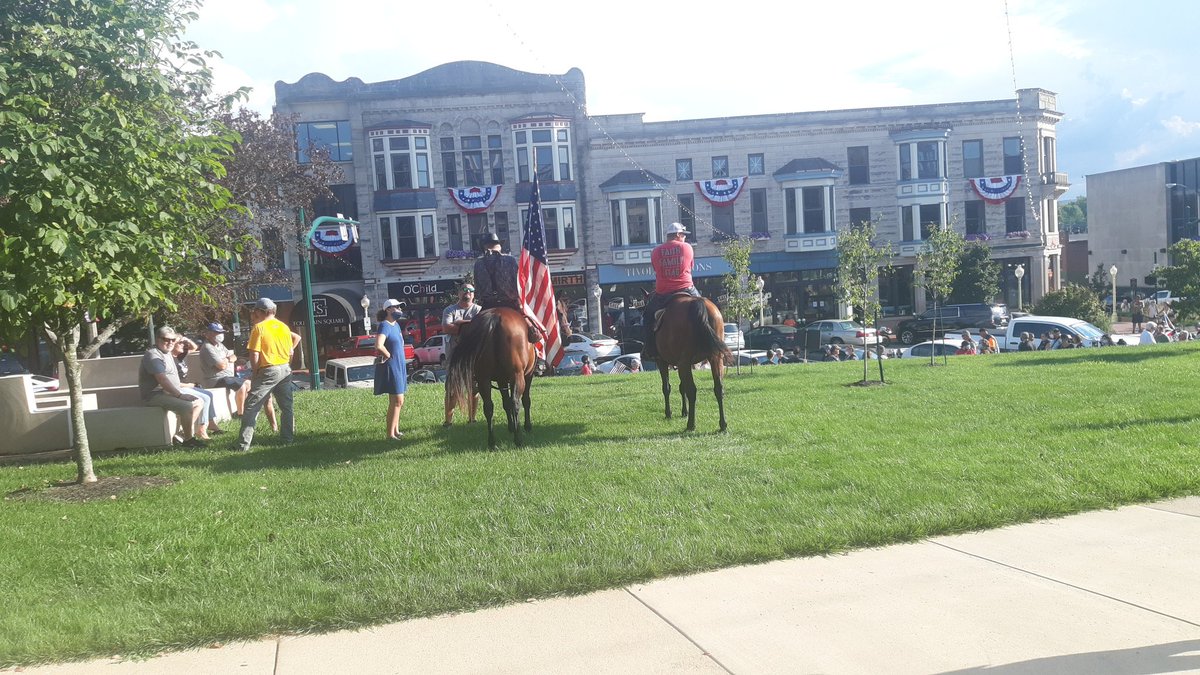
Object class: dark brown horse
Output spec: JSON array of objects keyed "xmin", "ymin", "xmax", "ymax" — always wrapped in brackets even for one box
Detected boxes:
[
  {"xmin": 446, "ymin": 307, "xmax": 537, "ymax": 449},
  {"xmin": 652, "ymin": 295, "xmax": 730, "ymax": 432}
]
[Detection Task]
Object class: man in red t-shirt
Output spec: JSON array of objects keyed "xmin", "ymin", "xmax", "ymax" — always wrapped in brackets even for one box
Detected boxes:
[{"xmin": 641, "ymin": 222, "xmax": 701, "ymax": 359}]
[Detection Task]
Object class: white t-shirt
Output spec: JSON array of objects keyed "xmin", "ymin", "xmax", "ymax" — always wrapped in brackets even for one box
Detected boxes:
[{"xmin": 1139, "ymin": 330, "xmax": 1156, "ymax": 345}]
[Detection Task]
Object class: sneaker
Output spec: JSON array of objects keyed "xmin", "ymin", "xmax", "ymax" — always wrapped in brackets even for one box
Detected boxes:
[{"xmin": 181, "ymin": 437, "xmax": 207, "ymax": 448}]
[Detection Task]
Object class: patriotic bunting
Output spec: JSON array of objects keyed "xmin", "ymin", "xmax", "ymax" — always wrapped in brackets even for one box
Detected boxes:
[
  {"xmin": 310, "ymin": 224, "xmax": 358, "ymax": 254},
  {"xmin": 695, "ymin": 177, "xmax": 747, "ymax": 206},
  {"xmin": 968, "ymin": 175, "xmax": 1023, "ymax": 204},
  {"xmin": 447, "ymin": 185, "xmax": 502, "ymax": 214}
]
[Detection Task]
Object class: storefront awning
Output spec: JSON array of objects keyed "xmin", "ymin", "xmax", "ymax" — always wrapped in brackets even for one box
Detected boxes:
[
  {"xmin": 598, "ymin": 256, "xmax": 733, "ymax": 285},
  {"xmin": 308, "ymin": 287, "xmax": 366, "ymax": 327}
]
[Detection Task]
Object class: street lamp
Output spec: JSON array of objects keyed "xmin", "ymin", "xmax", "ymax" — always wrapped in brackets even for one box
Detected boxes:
[
  {"xmin": 754, "ymin": 276, "xmax": 765, "ymax": 327},
  {"xmin": 1014, "ymin": 264, "xmax": 1025, "ymax": 311},
  {"xmin": 360, "ymin": 294, "xmax": 370, "ymax": 335},
  {"xmin": 300, "ymin": 210, "xmax": 360, "ymax": 391},
  {"xmin": 1109, "ymin": 265, "xmax": 1118, "ymax": 325}
]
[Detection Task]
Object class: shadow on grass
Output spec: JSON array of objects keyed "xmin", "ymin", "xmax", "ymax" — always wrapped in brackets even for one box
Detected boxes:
[
  {"xmin": 993, "ymin": 347, "xmax": 1192, "ymax": 367},
  {"xmin": 1073, "ymin": 415, "xmax": 1198, "ymax": 432}
]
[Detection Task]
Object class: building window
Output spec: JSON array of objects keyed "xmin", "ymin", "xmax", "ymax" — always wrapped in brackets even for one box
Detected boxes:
[
  {"xmin": 488, "ymin": 135, "xmax": 504, "ymax": 184},
  {"xmin": 462, "ymin": 136, "xmax": 484, "ymax": 185},
  {"xmin": 711, "ymin": 155, "xmax": 729, "ymax": 178},
  {"xmin": 448, "ymin": 214, "xmax": 463, "ymax": 250},
  {"xmin": 785, "ymin": 186, "xmax": 834, "ymax": 235},
  {"xmin": 467, "ymin": 213, "xmax": 489, "ymax": 251},
  {"xmin": 379, "ymin": 213, "xmax": 438, "ymax": 259},
  {"xmin": 262, "ymin": 227, "xmax": 285, "ymax": 269},
  {"xmin": 522, "ymin": 204, "xmax": 577, "ymax": 250},
  {"xmin": 898, "ymin": 140, "xmax": 946, "ymax": 181},
  {"xmin": 848, "ymin": 207, "xmax": 872, "ymax": 229},
  {"xmin": 678, "ymin": 194, "xmax": 696, "ymax": 241},
  {"xmin": 371, "ymin": 135, "xmax": 430, "ymax": 190},
  {"xmin": 965, "ymin": 200, "xmax": 985, "ymax": 235},
  {"xmin": 847, "ymin": 146, "xmax": 869, "ymax": 185},
  {"xmin": 676, "ymin": 159, "xmax": 692, "ymax": 181},
  {"xmin": 1041, "ymin": 136, "xmax": 1056, "ymax": 174},
  {"xmin": 1003, "ymin": 137, "xmax": 1024, "ymax": 175},
  {"xmin": 712, "ymin": 204, "xmax": 734, "ymax": 239},
  {"xmin": 494, "ymin": 212, "xmax": 510, "ymax": 253},
  {"xmin": 919, "ymin": 203, "xmax": 942, "ymax": 239},
  {"xmin": 750, "ymin": 188, "xmax": 768, "ymax": 234},
  {"xmin": 802, "ymin": 187, "xmax": 826, "ymax": 233},
  {"xmin": 296, "ymin": 120, "xmax": 352, "ymax": 163},
  {"xmin": 514, "ymin": 126, "xmax": 572, "ymax": 182},
  {"xmin": 1005, "ymin": 197, "xmax": 1026, "ymax": 233},
  {"xmin": 441, "ymin": 137, "xmax": 457, "ymax": 188},
  {"xmin": 962, "ymin": 140, "xmax": 983, "ymax": 178},
  {"xmin": 748, "ymin": 153, "xmax": 765, "ymax": 176},
  {"xmin": 902, "ymin": 207, "xmax": 915, "ymax": 241},
  {"xmin": 610, "ymin": 197, "xmax": 663, "ymax": 246}
]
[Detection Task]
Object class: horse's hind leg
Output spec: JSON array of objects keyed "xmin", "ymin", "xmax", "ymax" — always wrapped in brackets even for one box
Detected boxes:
[
  {"xmin": 710, "ymin": 357, "xmax": 728, "ymax": 432},
  {"xmin": 679, "ymin": 367, "xmax": 698, "ymax": 432},
  {"xmin": 479, "ymin": 378, "xmax": 497, "ymax": 449},
  {"xmin": 521, "ymin": 372, "xmax": 532, "ymax": 432},
  {"xmin": 501, "ymin": 383, "xmax": 517, "ymax": 434},
  {"xmin": 659, "ymin": 361, "xmax": 672, "ymax": 419}
]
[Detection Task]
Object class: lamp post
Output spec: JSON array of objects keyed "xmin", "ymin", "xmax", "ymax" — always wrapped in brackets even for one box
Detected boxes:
[
  {"xmin": 1109, "ymin": 265, "xmax": 1118, "ymax": 326},
  {"xmin": 590, "ymin": 283, "xmax": 602, "ymax": 333},
  {"xmin": 360, "ymin": 294, "xmax": 370, "ymax": 335},
  {"xmin": 300, "ymin": 210, "xmax": 360, "ymax": 391},
  {"xmin": 1014, "ymin": 264, "xmax": 1025, "ymax": 311},
  {"xmin": 754, "ymin": 276, "xmax": 765, "ymax": 327}
]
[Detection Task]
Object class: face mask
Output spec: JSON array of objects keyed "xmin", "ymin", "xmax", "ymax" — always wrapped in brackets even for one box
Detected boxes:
[{"xmin": 215, "ymin": 334, "xmax": 225, "ymax": 343}]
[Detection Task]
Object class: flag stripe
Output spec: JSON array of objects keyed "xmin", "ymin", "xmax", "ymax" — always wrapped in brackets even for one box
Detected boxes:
[{"xmin": 519, "ymin": 175, "xmax": 564, "ymax": 367}]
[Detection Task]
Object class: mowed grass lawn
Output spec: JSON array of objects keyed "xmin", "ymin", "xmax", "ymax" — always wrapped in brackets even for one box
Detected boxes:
[{"xmin": 3, "ymin": 343, "xmax": 1200, "ymax": 666}]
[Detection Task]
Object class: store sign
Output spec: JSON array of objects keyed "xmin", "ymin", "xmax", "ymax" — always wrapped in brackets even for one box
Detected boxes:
[
  {"xmin": 387, "ymin": 279, "xmax": 459, "ymax": 308},
  {"xmin": 598, "ymin": 256, "xmax": 733, "ymax": 284},
  {"xmin": 552, "ymin": 273, "xmax": 584, "ymax": 287}
]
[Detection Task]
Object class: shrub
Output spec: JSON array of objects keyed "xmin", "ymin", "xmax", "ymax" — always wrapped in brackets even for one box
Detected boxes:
[{"xmin": 1033, "ymin": 284, "xmax": 1112, "ymax": 331}]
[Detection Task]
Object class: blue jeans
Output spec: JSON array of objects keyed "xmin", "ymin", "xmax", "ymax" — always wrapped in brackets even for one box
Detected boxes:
[{"xmin": 187, "ymin": 387, "xmax": 216, "ymax": 426}]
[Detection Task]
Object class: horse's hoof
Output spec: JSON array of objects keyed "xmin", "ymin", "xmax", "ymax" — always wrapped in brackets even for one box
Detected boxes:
[
  {"xmin": 523, "ymin": 423, "xmax": 531, "ymax": 432},
  {"xmin": 719, "ymin": 423, "xmax": 728, "ymax": 432},
  {"xmin": 686, "ymin": 424, "xmax": 696, "ymax": 432}
]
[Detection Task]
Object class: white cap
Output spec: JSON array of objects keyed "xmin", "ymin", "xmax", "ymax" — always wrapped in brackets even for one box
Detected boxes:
[
  {"xmin": 383, "ymin": 298, "xmax": 403, "ymax": 309},
  {"xmin": 665, "ymin": 222, "xmax": 689, "ymax": 235}
]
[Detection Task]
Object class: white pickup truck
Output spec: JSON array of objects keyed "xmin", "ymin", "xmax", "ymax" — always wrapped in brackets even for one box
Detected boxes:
[{"xmin": 958, "ymin": 316, "xmax": 1116, "ymax": 351}]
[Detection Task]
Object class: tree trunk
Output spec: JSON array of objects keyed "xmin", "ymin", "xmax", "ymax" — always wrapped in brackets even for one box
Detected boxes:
[{"xmin": 58, "ymin": 327, "xmax": 97, "ymax": 483}]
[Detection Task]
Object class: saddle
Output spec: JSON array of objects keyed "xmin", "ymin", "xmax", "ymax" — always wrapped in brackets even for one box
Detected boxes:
[{"xmin": 651, "ymin": 291, "xmax": 697, "ymax": 331}]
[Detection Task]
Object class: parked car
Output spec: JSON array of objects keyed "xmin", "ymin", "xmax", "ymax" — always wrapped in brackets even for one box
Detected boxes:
[
  {"xmin": 992, "ymin": 316, "xmax": 1108, "ymax": 350},
  {"xmin": 323, "ymin": 356, "xmax": 376, "ymax": 389},
  {"xmin": 804, "ymin": 320, "xmax": 882, "ymax": 346},
  {"xmin": 326, "ymin": 334, "xmax": 415, "ymax": 363},
  {"xmin": 562, "ymin": 332, "xmax": 621, "ymax": 360},
  {"xmin": 745, "ymin": 324, "xmax": 800, "ymax": 351},
  {"xmin": 723, "ymin": 323, "xmax": 745, "ymax": 350},
  {"xmin": 413, "ymin": 334, "xmax": 450, "ymax": 367},
  {"xmin": 894, "ymin": 303, "xmax": 1009, "ymax": 345},
  {"xmin": 899, "ymin": 339, "xmax": 964, "ymax": 359},
  {"xmin": 596, "ymin": 353, "xmax": 657, "ymax": 374}
]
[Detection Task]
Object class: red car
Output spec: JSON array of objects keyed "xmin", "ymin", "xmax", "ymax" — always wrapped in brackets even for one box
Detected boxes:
[{"xmin": 324, "ymin": 335, "xmax": 414, "ymax": 363}]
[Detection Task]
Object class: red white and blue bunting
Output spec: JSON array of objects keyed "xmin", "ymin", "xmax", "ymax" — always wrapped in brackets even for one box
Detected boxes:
[
  {"xmin": 448, "ymin": 185, "xmax": 502, "ymax": 214},
  {"xmin": 968, "ymin": 175, "xmax": 1023, "ymax": 204},
  {"xmin": 695, "ymin": 177, "xmax": 747, "ymax": 206},
  {"xmin": 310, "ymin": 224, "xmax": 358, "ymax": 254}
]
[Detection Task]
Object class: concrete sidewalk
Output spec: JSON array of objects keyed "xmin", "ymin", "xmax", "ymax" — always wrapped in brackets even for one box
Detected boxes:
[{"xmin": 18, "ymin": 497, "xmax": 1200, "ymax": 674}]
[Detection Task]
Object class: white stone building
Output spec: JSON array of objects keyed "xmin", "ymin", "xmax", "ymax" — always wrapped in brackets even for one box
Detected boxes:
[{"xmin": 274, "ymin": 61, "xmax": 1068, "ymax": 347}]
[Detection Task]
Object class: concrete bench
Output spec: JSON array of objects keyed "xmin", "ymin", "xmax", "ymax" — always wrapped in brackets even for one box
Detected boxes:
[
  {"xmin": 57, "ymin": 354, "xmax": 232, "ymax": 422},
  {"xmin": 0, "ymin": 375, "xmax": 177, "ymax": 457}
]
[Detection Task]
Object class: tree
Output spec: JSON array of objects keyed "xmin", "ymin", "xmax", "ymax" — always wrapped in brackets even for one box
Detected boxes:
[
  {"xmin": 1033, "ymin": 284, "xmax": 1111, "ymax": 331},
  {"xmin": 164, "ymin": 109, "xmax": 343, "ymax": 329},
  {"xmin": 721, "ymin": 237, "xmax": 758, "ymax": 329},
  {"xmin": 1153, "ymin": 239, "xmax": 1200, "ymax": 323},
  {"xmin": 947, "ymin": 243, "xmax": 1000, "ymax": 304},
  {"xmin": 1087, "ymin": 263, "xmax": 1112, "ymax": 296},
  {"xmin": 1058, "ymin": 196, "xmax": 1087, "ymax": 233},
  {"xmin": 836, "ymin": 223, "xmax": 893, "ymax": 383},
  {"xmin": 0, "ymin": 0, "xmax": 240, "ymax": 482},
  {"xmin": 916, "ymin": 225, "xmax": 965, "ymax": 365}
]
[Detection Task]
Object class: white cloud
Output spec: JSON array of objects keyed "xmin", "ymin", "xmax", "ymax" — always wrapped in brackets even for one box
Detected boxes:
[
  {"xmin": 1114, "ymin": 143, "xmax": 1153, "ymax": 166},
  {"xmin": 1121, "ymin": 88, "xmax": 1148, "ymax": 107},
  {"xmin": 1162, "ymin": 115, "xmax": 1200, "ymax": 137}
]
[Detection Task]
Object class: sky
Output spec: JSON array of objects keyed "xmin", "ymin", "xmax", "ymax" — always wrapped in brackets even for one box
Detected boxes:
[{"xmin": 186, "ymin": 0, "xmax": 1200, "ymax": 201}]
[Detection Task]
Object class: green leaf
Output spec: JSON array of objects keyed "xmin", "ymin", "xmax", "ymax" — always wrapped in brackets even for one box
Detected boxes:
[{"xmin": 26, "ymin": 195, "xmax": 42, "ymax": 213}]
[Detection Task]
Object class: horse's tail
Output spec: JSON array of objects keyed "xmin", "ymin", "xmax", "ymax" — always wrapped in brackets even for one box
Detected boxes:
[
  {"xmin": 689, "ymin": 298, "xmax": 731, "ymax": 359},
  {"xmin": 446, "ymin": 311, "xmax": 500, "ymax": 411}
]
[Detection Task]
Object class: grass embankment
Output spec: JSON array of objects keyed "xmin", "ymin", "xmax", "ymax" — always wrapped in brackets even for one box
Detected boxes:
[{"xmin": 2, "ymin": 343, "xmax": 1199, "ymax": 666}]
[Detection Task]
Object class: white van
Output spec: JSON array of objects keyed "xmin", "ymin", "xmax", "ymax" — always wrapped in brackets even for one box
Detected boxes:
[{"xmin": 323, "ymin": 356, "xmax": 376, "ymax": 389}]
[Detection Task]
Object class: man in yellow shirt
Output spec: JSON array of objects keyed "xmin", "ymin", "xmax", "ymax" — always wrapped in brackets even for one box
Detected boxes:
[{"xmin": 237, "ymin": 297, "xmax": 301, "ymax": 452}]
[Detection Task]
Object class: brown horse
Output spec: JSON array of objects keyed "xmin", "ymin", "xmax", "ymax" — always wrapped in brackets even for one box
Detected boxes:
[
  {"xmin": 446, "ymin": 307, "xmax": 538, "ymax": 449},
  {"xmin": 652, "ymin": 295, "xmax": 731, "ymax": 432}
]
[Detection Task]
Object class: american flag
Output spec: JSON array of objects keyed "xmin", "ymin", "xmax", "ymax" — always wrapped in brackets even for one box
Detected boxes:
[{"xmin": 518, "ymin": 174, "xmax": 564, "ymax": 367}]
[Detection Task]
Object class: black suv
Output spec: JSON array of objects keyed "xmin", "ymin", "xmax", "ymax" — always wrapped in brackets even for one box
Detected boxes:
[{"xmin": 894, "ymin": 303, "xmax": 1009, "ymax": 345}]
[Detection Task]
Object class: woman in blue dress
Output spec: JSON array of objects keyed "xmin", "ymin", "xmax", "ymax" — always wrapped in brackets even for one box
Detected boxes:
[{"xmin": 374, "ymin": 299, "xmax": 408, "ymax": 440}]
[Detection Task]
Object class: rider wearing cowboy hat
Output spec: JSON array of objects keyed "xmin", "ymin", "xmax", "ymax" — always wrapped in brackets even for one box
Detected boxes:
[
  {"xmin": 641, "ymin": 222, "xmax": 701, "ymax": 360},
  {"xmin": 473, "ymin": 230, "xmax": 540, "ymax": 342}
]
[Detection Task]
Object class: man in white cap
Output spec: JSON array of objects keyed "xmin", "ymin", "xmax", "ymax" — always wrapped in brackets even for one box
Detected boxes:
[
  {"xmin": 238, "ymin": 297, "xmax": 301, "ymax": 452},
  {"xmin": 641, "ymin": 222, "xmax": 700, "ymax": 359}
]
